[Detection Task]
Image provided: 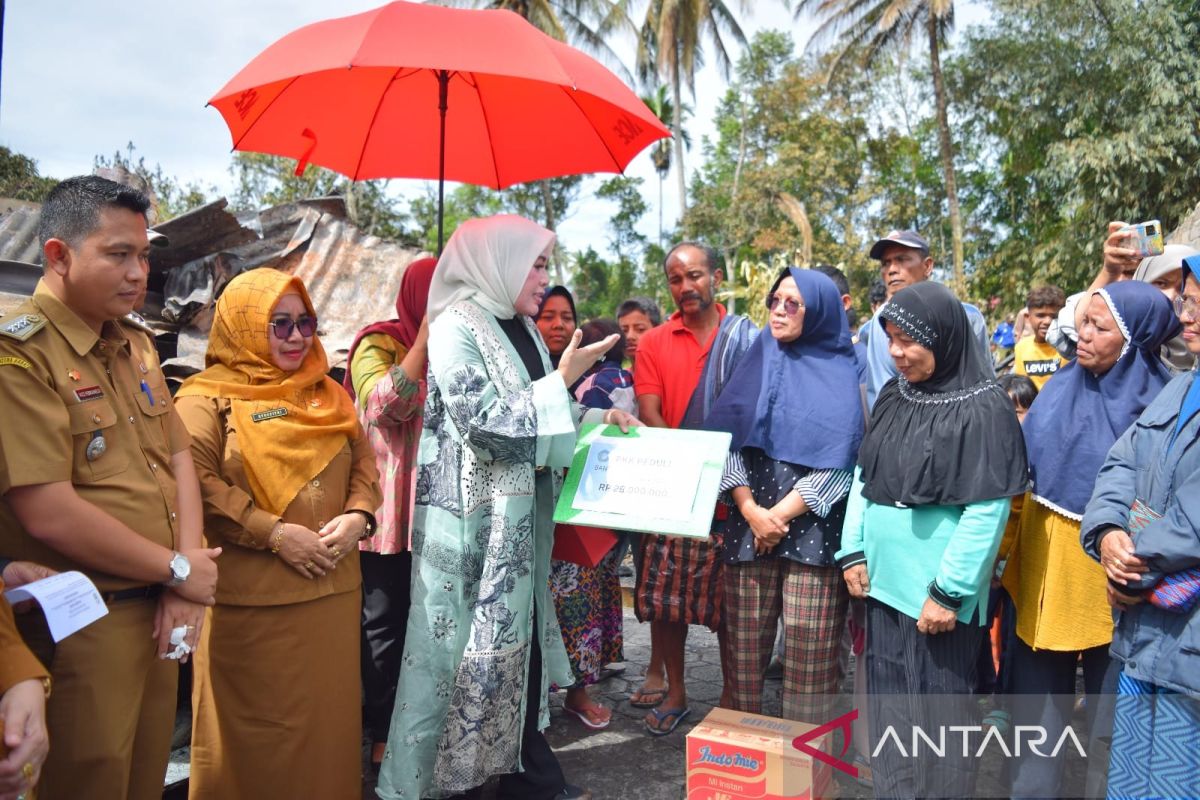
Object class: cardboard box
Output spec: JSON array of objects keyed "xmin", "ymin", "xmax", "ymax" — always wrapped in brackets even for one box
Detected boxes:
[{"xmin": 686, "ymin": 708, "xmax": 832, "ymax": 800}]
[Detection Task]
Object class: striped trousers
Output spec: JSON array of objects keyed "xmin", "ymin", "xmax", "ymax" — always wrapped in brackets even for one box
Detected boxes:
[
  {"xmin": 723, "ymin": 558, "xmax": 848, "ymax": 723},
  {"xmin": 865, "ymin": 598, "xmax": 983, "ymax": 800}
]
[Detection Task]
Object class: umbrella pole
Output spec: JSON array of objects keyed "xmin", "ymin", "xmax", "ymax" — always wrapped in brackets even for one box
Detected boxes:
[{"xmin": 437, "ymin": 69, "xmax": 450, "ymax": 255}]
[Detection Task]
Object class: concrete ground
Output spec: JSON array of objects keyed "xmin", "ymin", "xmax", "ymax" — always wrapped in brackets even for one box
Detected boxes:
[
  {"xmin": 167, "ymin": 567, "xmax": 1090, "ymax": 800},
  {"xmin": 356, "ymin": 573, "xmax": 874, "ymax": 800}
]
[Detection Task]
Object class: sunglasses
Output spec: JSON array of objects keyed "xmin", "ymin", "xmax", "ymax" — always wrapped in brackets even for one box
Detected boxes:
[
  {"xmin": 767, "ymin": 294, "xmax": 804, "ymax": 317},
  {"xmin": 269, "ymin": 315, "xmax": 318, "ymax": 340}
]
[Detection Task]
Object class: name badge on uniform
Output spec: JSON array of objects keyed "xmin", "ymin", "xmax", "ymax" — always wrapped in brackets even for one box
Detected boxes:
[
  {"xmin": 251, "ymin": 407, "xmax": 288, "ymax": 423},
  {"xmin": 74, "ymin": 386, "xmax": 105, "ymax": 403}
]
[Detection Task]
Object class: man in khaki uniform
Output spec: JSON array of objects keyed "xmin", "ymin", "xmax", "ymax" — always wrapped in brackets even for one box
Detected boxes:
[{"xmin": 0, "ymin": 175, "xmax": 220, "ymax": 800}]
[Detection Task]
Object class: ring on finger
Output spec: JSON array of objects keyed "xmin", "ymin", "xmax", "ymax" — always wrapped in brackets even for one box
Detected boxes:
[{"xmin": 304, "ymin": 561, "xmax": 315, "ymax": 571}]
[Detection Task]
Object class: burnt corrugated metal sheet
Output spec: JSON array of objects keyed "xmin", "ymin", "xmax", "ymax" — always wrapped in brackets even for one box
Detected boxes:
[
  {"xmin": 0, "ymin": 194, "xmax": 426, "ymax": 376},
  {"xmin": 0, "ymin": 203, "xmax": 41, "ymax": 264},
  {"xmin": 147, "ymin": 199, "xmax": 258, "ymax": 272}
]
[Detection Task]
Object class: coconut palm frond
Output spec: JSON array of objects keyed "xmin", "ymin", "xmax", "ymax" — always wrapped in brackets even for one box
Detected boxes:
[{"xmin": 776, "ymin": 192, "xmax": 813, "ymax": 267}]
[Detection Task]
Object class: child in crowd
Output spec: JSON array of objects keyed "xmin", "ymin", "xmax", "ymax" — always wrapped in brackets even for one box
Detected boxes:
[
  {"xmin": 1013, "ymin": 286, "xmax": 1068, "ymax": 388},
  {"xmin": 984, "ymin": 373, "xmax": 1040, "ymax": 732}
]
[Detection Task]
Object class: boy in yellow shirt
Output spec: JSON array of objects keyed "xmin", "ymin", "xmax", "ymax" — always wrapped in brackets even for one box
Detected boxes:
[{"xmin": 1013, "ymin": 285, "xmax": 1067, "ymax": 388}]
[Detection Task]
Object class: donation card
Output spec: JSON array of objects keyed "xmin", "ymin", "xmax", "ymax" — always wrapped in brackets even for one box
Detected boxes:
[
  {"xmin": 4, "ymin": 571, "xmax": 108, "ymax": 642},
  {"xmin": 553, "ymin": 424, "xmax": 732, "ymax": 538}
]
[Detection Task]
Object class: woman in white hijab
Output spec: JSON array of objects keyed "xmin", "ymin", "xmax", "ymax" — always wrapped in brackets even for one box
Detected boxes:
[{"xmin": 377, "ymin": 215, "xmax": 637, "ymax": 800}]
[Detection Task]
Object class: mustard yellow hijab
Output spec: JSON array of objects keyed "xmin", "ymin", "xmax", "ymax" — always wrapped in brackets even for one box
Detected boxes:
[{"xmin": 177, "ymin": 269, "xmax": 359, "ymax": 515}]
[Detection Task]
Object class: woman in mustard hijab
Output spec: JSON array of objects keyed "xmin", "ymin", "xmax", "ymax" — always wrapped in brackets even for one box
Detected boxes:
[{"xmin": 175, "ymin": 268, "xmax": 381, "ymax": 798}]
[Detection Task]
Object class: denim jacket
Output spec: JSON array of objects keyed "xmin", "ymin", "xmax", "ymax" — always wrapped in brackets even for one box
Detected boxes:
[{"xmin": 1081, "ymin": 370, "xmax": 1200, "ymax": 697}]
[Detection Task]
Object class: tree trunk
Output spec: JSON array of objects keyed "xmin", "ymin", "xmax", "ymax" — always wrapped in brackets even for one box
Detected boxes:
[
  {"xmin": 540, "ymin": 180, "xmax": 565, "ymax": 285},
  {"xmin": 926, "ymin": 12, "xmax": 964, "ymax": 296},
  {"xmin": 671, "ymin": 65, "xmax": 688, "ymax": 221},
  {"xmin": 658, "ymin": 171, "xmax": 665, "ymax": 247}
]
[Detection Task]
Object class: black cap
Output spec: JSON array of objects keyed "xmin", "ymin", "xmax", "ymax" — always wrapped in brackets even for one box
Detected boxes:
[{"xmin": 869, "ymin": 230, "xmax": 929, "ymax": 260}]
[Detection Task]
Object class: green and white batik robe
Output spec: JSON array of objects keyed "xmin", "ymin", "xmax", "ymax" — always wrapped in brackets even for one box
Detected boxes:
[{"xmin": 376, "ymin": 299, "xmax": 602, "ymax": 800}]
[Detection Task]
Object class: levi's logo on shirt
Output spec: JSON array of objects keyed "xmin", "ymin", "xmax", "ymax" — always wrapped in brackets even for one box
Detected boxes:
[{"xmin": 1023, "ymin": 359, "xmax": 1060, "ymax": 376}]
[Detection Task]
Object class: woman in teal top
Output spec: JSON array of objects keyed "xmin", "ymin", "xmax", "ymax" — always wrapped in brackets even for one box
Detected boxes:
[{"xmin": 836, "ymin": 282, "xmax": 1028, "ymax": 799}]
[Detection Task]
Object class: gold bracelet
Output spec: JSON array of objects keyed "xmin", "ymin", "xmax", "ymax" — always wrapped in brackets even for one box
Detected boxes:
[{"xmin": 269, "ymin": 523, "xmax": 286, "ymax": 553}]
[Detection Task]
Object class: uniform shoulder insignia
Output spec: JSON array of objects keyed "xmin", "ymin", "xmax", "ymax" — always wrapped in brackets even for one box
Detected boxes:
[
  {"xmin": 0, "ymin": 313, "xmax": 47, "ymax": 342},
  {"xmin": 120, "ymin": 310, "xmax": 155, "ymax": 334}
]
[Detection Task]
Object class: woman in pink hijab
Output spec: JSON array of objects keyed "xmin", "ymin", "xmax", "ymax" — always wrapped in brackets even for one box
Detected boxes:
[{"xmin": 344, "ymin": 257, "xmax": 436, "ymax": 772}]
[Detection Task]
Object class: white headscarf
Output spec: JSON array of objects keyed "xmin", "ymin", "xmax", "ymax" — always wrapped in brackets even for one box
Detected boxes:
[
  {"xmin": 1133, "ymin": 243, "xmax": 1199, "ymax": 283},
  {"xmin": 427, "ymin": 214, "xmax": 555, "ymax": 323}
]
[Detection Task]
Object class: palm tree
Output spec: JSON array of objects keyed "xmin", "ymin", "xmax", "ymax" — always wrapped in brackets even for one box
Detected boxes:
[
  {"xmin": 636, "ymin": 0, "xmax": 750, "ymax": 222},
  {"xmin": 451, "ymin": 0, "xmax": 637, "ymax": 81},
  {"xmin": 792, "ymin": 0, "xmax": 964, "ymax": 292},
  {"xmin": 640, "ymin": 86, "xmax": 692, "ymax": 246}
]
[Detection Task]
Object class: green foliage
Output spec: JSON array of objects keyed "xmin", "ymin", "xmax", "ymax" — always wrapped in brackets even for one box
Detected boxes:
[
  {"xmin": 950, "ymin": 0, "xmax": 1200, "ymax": 306},
  {"xmin": 94, "ymin": 143, "xmax": 217, "ymax": 222},
  {"xmin": 595, "ymin": 176, "xmax": 649, "ymax": 261},
  {"xmin": 568, "ymin": 176, "xmax": 654, "ymax": 320},
  {"xmin": 0, "ymin": 147, "xmax": 57, "ymax": 202},
  {"xmin": 570, "ymin": 245, "xmax": 639, "ymax": 320},
  {"xmin": 405, "ymin": 176, "xmax": 583, "ymax": 255},
  {"xmin": 685, "ymin": 31, "xmax": 893, "ymax": 316},
  {"xmin": 228, "ymin": 153, "xmax": 408, "ymax": 240}
]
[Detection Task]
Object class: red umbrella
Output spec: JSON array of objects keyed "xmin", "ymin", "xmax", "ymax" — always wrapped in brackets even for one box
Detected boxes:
[{"xmin": 209, "ymin": 0, "xmax": 670, "ymax": 250}]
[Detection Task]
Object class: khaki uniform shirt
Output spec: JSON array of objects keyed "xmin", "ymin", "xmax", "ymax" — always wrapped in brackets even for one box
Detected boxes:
[
  {"xmin": 0, "ymin": 281, "xmax": 189, "ymax": 592},
  {"xmin": 176, "ymin": 395, "xmax": 380, "ymax": 606}
]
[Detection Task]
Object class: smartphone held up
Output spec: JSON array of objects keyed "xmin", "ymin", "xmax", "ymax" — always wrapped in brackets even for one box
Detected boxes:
[{"xmin": 1121, "ymin": 220, "xmax": 1166, "ymax": 258}]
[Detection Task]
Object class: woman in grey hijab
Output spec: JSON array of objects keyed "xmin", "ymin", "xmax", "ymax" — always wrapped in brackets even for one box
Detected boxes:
[{"xmin": 1133, "ymin": 245, "xmax": 1198, "ymax": 371}]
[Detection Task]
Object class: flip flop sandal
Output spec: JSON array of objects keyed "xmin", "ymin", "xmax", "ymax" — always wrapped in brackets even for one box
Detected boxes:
[
  {"xmin": 644, "ymin": 706, "xmax": 691, "ymax": 736},
  {"xmin": 596, "ymin": 664, "xmax": 627, "ymax": 682},
  {"xmin": 629, "ymin": 685, "xmax": 668, "ymax": 708},
  {"xmin": 564, "ymin": 703, "xmax": 612, "ymax": 730}
]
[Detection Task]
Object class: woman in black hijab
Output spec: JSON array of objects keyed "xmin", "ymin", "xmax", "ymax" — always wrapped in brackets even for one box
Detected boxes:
[{"xmin": 836, "ymin": 281, "xmax": 1028, "ymax": 799}]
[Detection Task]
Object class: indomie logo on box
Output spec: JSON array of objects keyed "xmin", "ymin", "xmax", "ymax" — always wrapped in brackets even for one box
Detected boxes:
[{"xmin": 690, "ymin": 742, "xmax": 765, "ymax": 778}]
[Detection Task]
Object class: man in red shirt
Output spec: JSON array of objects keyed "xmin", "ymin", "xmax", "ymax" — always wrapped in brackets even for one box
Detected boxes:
[{"xmin": 631, "ymin": 242, "xmax": 756, "ymax": 735}]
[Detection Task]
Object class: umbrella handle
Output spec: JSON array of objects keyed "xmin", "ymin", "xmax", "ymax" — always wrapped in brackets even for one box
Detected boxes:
[
  {"xmin": 437, "ymin": 71, "xmax": 449, "ymax": 254},
  {"xmin": 295, "ymin": 129, "xmax": 318, "ymax": 177}
]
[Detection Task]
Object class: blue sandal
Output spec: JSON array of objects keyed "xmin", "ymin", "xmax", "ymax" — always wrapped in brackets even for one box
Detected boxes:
[{"xmin": 644, "ymin": 706, "xmax": 691, "ymax": 736}]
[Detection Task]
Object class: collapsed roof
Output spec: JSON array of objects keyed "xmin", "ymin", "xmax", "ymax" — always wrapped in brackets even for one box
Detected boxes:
[{"xmin": 0, "ymin": 196, "xmax": 427, "ymax": 378}]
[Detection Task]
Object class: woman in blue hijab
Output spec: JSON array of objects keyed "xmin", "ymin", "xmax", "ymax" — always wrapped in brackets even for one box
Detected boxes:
[
  {"xmin": 704, "ymin": 267, "xmax": 863, "ymax": 722},
  {"xmin": 1003, "ymin": 279, "xmax": 1181, "ymax": 798}
]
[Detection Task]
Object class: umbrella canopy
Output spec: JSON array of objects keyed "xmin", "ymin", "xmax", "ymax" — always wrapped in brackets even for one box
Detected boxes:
[{"xmin": 210, "ymin": 1, "xmax": 669, "ymax": 197}]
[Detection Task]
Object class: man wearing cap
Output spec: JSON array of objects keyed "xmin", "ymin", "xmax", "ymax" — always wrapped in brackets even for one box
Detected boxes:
[
  {"xmin": 0, "ymin": 175, "xmax": 220, "ymax": 799},
  {"xmin": 864, "ymin": 230, "xmax": 991, "ymax": 408}
]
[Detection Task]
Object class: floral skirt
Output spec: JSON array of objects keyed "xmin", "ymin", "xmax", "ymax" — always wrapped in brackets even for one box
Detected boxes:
[{"xmin": 550, "ymin": 549, "xmax": 624, "ymax": 686}]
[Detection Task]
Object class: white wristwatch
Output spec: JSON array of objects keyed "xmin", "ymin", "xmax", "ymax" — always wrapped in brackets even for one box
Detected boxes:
[{"xmin": 166, "ymin": 551, "xmax": 191, "ymax": 587}]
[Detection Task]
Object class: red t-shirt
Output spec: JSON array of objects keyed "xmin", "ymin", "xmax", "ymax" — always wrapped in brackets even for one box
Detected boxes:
[{"xmin": 632, "ymin": 304, "xmax": 727, "ymax": 429}]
